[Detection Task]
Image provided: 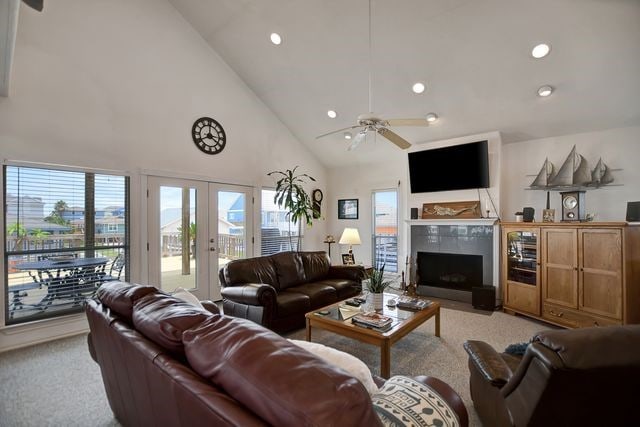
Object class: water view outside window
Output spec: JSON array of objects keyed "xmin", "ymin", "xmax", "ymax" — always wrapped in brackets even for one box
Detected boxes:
[
  {"xmin": 372, "ymin": 190, "xmax": 398, "ymax": 272},
  {"xmin": 4, "ymin": 165, "xmax": 129, "ymax": 325},
  {"xmin": 261, "ymin": 189, "xmax": 302, "ymax": 255}
]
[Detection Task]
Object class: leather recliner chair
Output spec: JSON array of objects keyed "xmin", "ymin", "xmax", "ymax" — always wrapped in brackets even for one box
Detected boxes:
[{"xmin": 463, "ymin": 325, "xmax": 640, "ymax": 427}]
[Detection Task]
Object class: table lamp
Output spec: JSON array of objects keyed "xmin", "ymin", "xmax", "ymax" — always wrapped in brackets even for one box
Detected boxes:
[{"xmin": 339, "ymin": 228, "xmax": 361, "ymax": 255}]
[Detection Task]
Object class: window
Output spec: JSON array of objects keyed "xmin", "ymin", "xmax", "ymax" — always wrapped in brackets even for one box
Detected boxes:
[
  {"xmin": 372, "ymin": 189, "xmax": 398, "ymax": 272},
  {"xmin": 260, "ymin": 189, "xmax": 301, "ymax": 255},
  {"xmin": 4, "ymin": 165, "xmax": 129, "ymax": 325}
]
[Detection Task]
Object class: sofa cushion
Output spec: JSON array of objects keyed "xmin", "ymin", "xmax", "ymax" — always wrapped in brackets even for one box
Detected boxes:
[
  {"xmin": 96, "ymin": 281, "xmax": 157, "ymax": 323},
  {"xmin": 317, "ymin": 278, "xmax": 361, "ymax": 299},
  {"xmin": 287, "ymin": 282, "xmax": 337, "ymax": 308},
  {"xmin": 132, "ymin": 293, "xmax": 213, "ymax": 355},
  {"xmin": 300, "ymin": 251, "xmax": 331, "ymax": 282},
  {"xmin": 372, "ymin": 376, "xmax": 460, "ymax": 427},
  {"xmin": 183, "ymin": 316, "xmax": 381, "ymax": 427},
  {"xmin": 223, "ymin": 256, "xmax": 280, "ymax": 290},
  {"xmin": 276, "ymin": 291, "xmax": 311, "ymax": 317},
  {"xmin": 271, "ymin": 252, "xmax": 306, "ymax": 289},
  {"xmin": 288, "ymin": 339, "xmax": 379, "ymax": 395}
]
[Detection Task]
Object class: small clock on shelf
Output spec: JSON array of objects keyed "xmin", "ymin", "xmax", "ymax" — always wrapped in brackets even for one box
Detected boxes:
[
  {"xmin": 560, "ymin": 191, "xmax": 585, "ymax": 221},
  {"xmin": 312, "ymin": 189, "xmax": 323, "ymax": 219}
]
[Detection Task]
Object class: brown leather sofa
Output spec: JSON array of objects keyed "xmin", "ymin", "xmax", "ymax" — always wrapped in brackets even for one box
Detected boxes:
[
  {"xmin": 219, "ymin": 251, "xmax": 363, "ymax": 332},
  {"xmin": 86, "ymin": 281, "xmax": 469, "ymax": 427},
  {"xmin": 463, "ymin": 325, "xmax": 640, "ymax": 427}
]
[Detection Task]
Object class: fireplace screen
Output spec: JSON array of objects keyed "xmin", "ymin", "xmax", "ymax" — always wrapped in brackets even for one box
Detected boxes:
[{"xmin": 417, "ymin": 252, "xmax": 483, "ymax": 291}]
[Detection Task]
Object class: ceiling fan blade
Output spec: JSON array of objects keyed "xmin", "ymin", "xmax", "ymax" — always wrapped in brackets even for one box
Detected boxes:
[
  {"xmin": 22, "ymin": 0, "xmax": 44, "ymax": 11},
  {"xmin": 378, "ymin": 128, "xmax": 411, "ymax": 149},
  {"xmin": 386, "ymin": 118, "xmax": 429, "ymax": 127},
  {"xmin": 348, "ymin": 131, "xmax": 367, "ymax": 151},
  {"xmin": 316, "ymin": 125, "xmax": 361, "ymax": 139}
]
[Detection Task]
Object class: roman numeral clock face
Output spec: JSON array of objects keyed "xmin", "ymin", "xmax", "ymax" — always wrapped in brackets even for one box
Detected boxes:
[{"xmin": 191, "ymin": 117, "xmax": 226, "ymax": 155}]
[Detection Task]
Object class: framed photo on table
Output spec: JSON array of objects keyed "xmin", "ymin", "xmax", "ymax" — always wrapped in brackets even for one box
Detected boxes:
[
  {"xmin": 342, "ymin": 253, "xmax": 355, "ymax": 265},
  {"xmin": 338, "ymin": 199, "xmax": 359, "ymax": 220}
]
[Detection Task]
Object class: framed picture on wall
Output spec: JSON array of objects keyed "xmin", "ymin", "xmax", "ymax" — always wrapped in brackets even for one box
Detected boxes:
[{"xmin": 338, "ymin": 199, "xmax": 359, "ymax": 220}]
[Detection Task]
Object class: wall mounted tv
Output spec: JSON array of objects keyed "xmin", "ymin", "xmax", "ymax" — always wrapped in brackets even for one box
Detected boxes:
[{"xmin": 408, "ymin": 140, "xmax": 490, "ymax": 193}]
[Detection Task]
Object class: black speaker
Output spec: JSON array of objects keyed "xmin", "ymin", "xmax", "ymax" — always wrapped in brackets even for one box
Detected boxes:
[
  {"xmin": 411, "ymin": 208, "xmax": 419, "ymax": 219},
  {"xmin": 523, "ymin": 207, "xmax": 535, "ymax": 222},
  {"xmin": 472, "ymin": 286, "xmax": 495, "ymax": 311},
  {"xmin": 626, "ymin": 201, "xmax": 640, "ymax": 222}
]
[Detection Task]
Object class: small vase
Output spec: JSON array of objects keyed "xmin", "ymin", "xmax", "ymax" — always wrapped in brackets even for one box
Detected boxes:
[{"xmin": 369, "ymin": 292, "xmax": 384, "ymax": 311}]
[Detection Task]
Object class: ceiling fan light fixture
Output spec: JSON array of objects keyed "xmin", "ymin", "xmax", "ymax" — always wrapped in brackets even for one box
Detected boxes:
[
  {"xmin": 531, "ymin": 43, "xmax": 551, "ymax": 59},
  {"xmin": 327, "ymin": 110, "xmax": 337, "ymax": 118},
  {"xmin": 426, "ymin": 113, "xmax": 439, "ymax": 123},
  {"xmin": 270, "ymin": 33, "xmax": 282, "ymax": 45},
  {"xmin": 412, "ymin": 82, "xmax": 426, "ymax": 94},
  {"xmin": 537, "ymin": 85, "xmax": 554, "ymax": 97},
  {"xmin": 344, "ymin": 132, "xmax": 353, "ymax": 140}
]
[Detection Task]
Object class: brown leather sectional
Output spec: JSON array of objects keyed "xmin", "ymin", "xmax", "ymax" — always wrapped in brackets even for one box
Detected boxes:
[
  {"xmin": 86, "ymin": 281, "xmax": 469, "ymax": 426},
  {"xmin": 219, "ymin": 251, "xmax": 364, "ymax": 332}
]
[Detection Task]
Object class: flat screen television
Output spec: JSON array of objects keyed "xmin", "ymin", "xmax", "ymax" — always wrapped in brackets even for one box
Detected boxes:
[{"xmin": 408, "ymin": 140, "xmax": 490, "ymax": 193}]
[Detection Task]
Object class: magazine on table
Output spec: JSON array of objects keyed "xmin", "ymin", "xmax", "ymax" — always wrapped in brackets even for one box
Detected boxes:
[
  {"xmin": 396, "ymin": 296, "xmax": 432, "ymax": 310},
  {"xmin": 352, "ymin": 311, "xmax": 393, "ymax": 328}
]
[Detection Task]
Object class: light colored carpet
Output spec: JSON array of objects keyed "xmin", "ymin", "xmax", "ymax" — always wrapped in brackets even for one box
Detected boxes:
[
  {"xmin": 0, "ymin": 304, "xmax": 552, "ymax": 426},
  {"xmin": 287, "ymin": 303, "xmax": 551, "ymax": 426}
]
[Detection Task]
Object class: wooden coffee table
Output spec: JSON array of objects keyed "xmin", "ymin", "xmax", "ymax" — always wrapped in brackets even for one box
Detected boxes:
[{"xmin": 305, "ymin": 293, "xmax": 440, "ymax": 378}]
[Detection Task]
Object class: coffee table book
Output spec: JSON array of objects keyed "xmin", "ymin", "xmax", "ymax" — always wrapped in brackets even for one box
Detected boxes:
[
  {"xmin": 352, "ymin": 312, "xmax": 393, "ymax": 328},
  {"xmin": 396, "ymin": 296, "xmax": 431, "ymax": 311}
]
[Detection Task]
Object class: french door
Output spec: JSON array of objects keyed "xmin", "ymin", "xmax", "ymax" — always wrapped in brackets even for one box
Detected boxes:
[{"xmin": 147, "ymin": 177, "xmax": 253, "ymax": 301}]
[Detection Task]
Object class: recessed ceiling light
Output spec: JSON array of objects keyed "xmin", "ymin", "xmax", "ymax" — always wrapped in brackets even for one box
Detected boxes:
[
  {"xmin": 327, "ymin": 110, "xmax": 337, "ymax": 118},
  {"xmin": 537, "ymin": 85, "xmax": 554, "ymax": 97},
  {"xmin": 412, "ymin": 82, "xmax": 425, "ymax": 94},
  {"xmin": 270, "ymin": 33, "xmax": 282, "ymax": 45},
  {"xmin": 426, "ymin": 113, "xmax": 438, "ymax": 123},
  {"xmin": 531, "ymin": 43, "xmax": 551, "ymax": 59},
  {"xmin": 344, "ymin": 132, "xmax": 353, "ymax": 140}
]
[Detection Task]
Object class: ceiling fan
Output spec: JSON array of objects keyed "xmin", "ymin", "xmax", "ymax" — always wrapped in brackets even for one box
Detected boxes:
[{"xmin": 316, "ymin": 0, "xmax": 429, "ymax": 151}]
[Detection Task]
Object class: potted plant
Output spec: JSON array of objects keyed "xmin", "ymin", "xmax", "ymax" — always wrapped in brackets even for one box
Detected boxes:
[
  {"xmin": 366, "ymin": 263, "xmax": 392, "ymax": 310},
  {"xmin": 267, "ymin": 166, "xmax": 316, "ymax": 251}
]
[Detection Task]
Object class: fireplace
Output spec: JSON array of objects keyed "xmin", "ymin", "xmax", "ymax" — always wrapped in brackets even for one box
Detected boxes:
[
  {"xmin": 417, "ymin": 252, "xmax": 483, "ymax": 292},
  {"xmin": 409, "ymin": 221, "xmax": 498, "ymax": 304}
]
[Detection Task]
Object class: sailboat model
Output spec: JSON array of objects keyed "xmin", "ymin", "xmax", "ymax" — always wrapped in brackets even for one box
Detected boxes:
[
  {"xmin": 589, "ymin": 158, "xmax": 615, "ymax": 187},
  {"xmin": 529, "ymin": 158, "xmax": 555, "ymax": 189},
  {"xmin": 548, "ymin": 145, "xmax": 591, "ymax": 188}
]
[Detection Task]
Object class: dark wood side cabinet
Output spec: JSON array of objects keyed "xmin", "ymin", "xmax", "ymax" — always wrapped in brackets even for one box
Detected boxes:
[{"xmin": 502, "ymin": 222, "xmax": 640, "ymax": 328}]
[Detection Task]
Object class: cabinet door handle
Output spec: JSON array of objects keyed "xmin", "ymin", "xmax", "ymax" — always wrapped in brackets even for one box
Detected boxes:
[
  {"xmin": 573, "ymin": 267, "xmax": 578, "ymax": 271},
  {"xmin": 549, "ymin": 310, "xmax": 564, "ymax": 318},
  {"xmin": 593, "ymin": 321, "xmax": 600, "ymax": 327}
]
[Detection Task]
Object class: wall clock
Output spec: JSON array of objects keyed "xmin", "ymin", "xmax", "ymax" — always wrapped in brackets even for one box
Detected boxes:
[
  {"xmin": 560, "ymin": 191, "xmax": 585, "ymax": 221},
  {"xmin": 192, "ymin": 117, "xmax": 226, "ymax": 155},
  {"xmin": 312, "ymin": 189, "xmax": 323, "ymax": 219}
]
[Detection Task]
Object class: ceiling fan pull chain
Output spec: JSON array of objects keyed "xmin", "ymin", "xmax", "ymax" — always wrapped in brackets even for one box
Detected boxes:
[{"xmin": 368, "ymin": 0, "xmax": 373, "ymax": 114}]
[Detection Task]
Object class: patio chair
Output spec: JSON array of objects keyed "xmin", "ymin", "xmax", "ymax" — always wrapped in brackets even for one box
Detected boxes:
[
  {"xmin": 102, "ymin": 254, "xmax": 125, "ymax": 282},
  {"xmin": 8, "ymin": 282, "xmax": 42, "ymax": 319}
]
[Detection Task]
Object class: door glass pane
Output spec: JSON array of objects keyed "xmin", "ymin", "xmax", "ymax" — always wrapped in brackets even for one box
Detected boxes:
[
  {"xmin": 159, "ymin": 186, "xmax": 196, "ymax": 292},
  {"xmin": 373, "ymin": 190, "xmax": 398, "ymax": 272},
  {"xmin": 506, "ymin": 230, "xmax": 537, "ymax": 285},
  {"xmin": 218, "ymin": 191, "xmax": 246, "ymax": 269}
]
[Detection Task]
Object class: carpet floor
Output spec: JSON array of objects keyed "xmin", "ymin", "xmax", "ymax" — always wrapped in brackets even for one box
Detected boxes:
[{"xmin": 0, "ymin": 303, "xmax": 552, "ymax": 426}]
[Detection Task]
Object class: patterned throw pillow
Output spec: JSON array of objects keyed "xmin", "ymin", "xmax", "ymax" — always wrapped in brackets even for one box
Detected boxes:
[{"xmin": 372, "ymin": 376, "xmax": 459, "ymax": 427}]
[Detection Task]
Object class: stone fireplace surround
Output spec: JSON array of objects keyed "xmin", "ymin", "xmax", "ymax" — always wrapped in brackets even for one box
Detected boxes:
[{"xmin": 407, "ymin": 219, "xmax": 500, "ymax": 305}]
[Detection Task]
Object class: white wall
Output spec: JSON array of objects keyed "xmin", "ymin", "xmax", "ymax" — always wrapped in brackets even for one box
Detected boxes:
[
  {"xmin": 0, "ymin": 0, "xmax": 326, "ymax": 350},
  {"xmin": 501, "ymin": 126, "xmax": 640, "ymax": 222}
]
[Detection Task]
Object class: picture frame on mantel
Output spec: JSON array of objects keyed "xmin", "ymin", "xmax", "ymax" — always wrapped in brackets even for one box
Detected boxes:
[
  {"xmin": 338, "ymin": 199, "xmax": 359, "ymax": 220},
  {"xmin": 421, "ymin": 200, "xmax": 481, "ymax": 219}
]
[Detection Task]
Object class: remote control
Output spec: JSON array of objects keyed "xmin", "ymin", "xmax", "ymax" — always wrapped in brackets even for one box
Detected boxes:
[{"xmin": 345, "ymin": 299, "xmax": 361, "ymax": 307}]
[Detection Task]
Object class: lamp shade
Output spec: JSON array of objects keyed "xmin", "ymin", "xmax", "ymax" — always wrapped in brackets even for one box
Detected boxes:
[{"xmin": 339, "ymin": 228, "xmax": 361, "ymax": 245}]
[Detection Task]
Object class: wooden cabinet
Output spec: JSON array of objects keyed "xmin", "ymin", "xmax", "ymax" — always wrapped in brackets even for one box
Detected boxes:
[
  {"xmin": 502, "ymin": 222, "xmax": 640, "ymax": 328},
  {"xmin": 502, "ymin": 226, "xmax": 540, "ymax": 316}
]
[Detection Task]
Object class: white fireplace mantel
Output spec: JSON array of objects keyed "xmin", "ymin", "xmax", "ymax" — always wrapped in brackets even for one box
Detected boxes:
[{"xmin": 405, "ymin": 218, "xmax": 499, "ymax": 226}]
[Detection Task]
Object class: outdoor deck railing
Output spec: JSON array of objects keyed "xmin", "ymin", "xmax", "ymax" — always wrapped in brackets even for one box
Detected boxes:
[{"xmin": 373, "ymin": 235, "xmax": 398, "ymax": 272}]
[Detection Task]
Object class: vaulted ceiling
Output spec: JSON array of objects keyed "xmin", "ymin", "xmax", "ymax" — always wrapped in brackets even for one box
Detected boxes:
[{"xmin": 169, "ymin": 0, "xmax": 640, "ymax": 167}]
